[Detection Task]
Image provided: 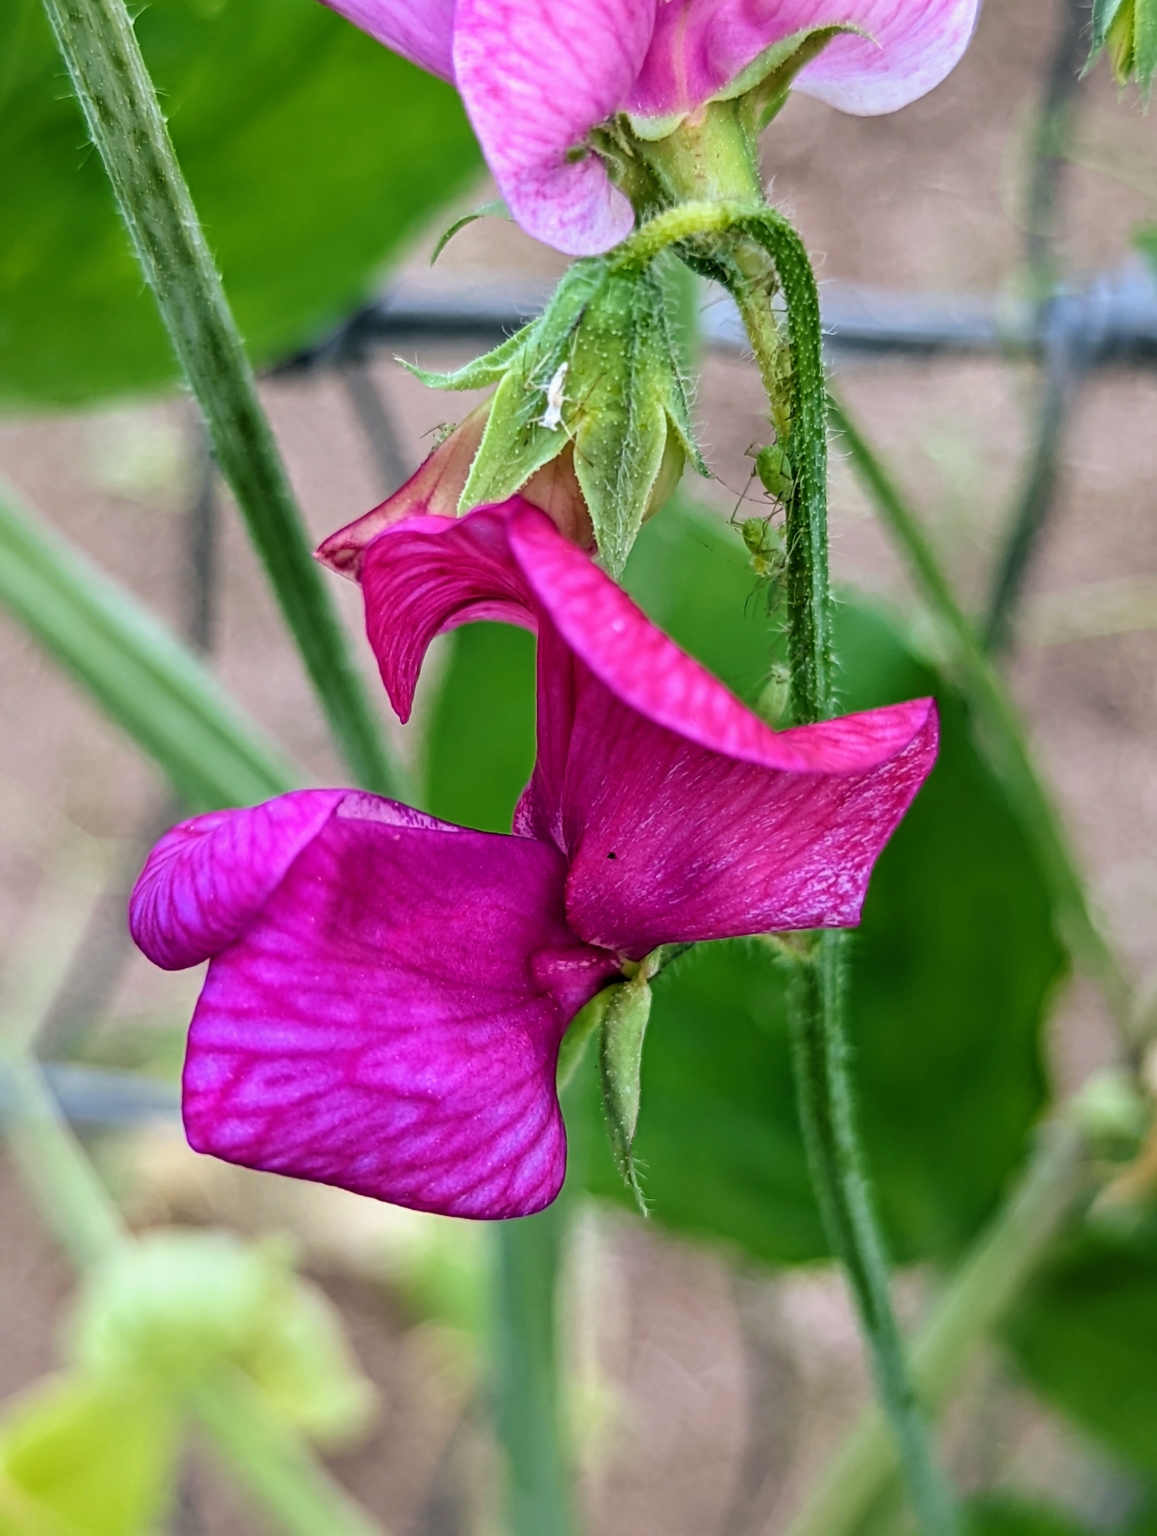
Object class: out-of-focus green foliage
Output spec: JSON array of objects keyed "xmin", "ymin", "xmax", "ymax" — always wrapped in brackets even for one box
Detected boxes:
[
  {"xmin": 0, "ymin": 1377, "xmax": 178, "ymax": 1536},
  {"xmin": 0, "ymin": 479, "xmax": 303, "ymax": 808},
  {"xmin": 966, "ymin": 1498, "xmax": 1093, "ymax": 1536},
  {"xmin": 72, "ymin": 1229, "xmax": 374, "ymax": 1446},
  {"xmin": 424, "ymin": 500, "xmax": 1064, "ymax": 1265},
  {"xmin": 1135, "ymin": 224, "xmax": 1157, "ymax": 279},
  {"xmin": 1006, "ymin": 1214, "xmax": 1157, "ymax": 1478},
  {"xmin": 0, "ymin": 0, "xmax": 480, "ymax": 408},
  {"xmin": 425, "ymin": 621, "xmax": 537, "ymax": 834}
]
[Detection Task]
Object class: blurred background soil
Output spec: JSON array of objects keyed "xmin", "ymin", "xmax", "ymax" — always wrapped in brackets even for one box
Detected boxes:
[{"xmin": 3, "ymin": 0, "xmax": 1157, "ymax": 1529}]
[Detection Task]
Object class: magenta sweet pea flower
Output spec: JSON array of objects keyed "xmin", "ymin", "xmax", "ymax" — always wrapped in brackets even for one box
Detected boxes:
[
  {"xmin": 324, "ymin": 0, "xmax": 979, "ymax": 253},
  {"xmin": 131, "ymin": 501, "xmax": 937, "ymax": 1220}
]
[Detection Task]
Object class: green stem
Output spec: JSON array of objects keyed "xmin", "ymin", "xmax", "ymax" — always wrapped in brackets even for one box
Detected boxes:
[
  {"xmin": 827, "ymin": 392, "xmax": 1133, "ymax": 1035},
  {"xmin": 491, "ymin": 1207, "xmax": 572, "ymax": 1536},
  {"xmin": 190, "ymin": 1370, "xmax": 383, "ymax": 1536},
  {"xmin": 785, "ymin": 935, "xmax": 960, "ymax": 1536},
  {"xmin": 618, "ymin": 188, "xmax": 960, "ymax": 1534},
  {"xmin": 782, "ymin": 1117, "xmax": 1088, "ymax": 1536},
  {"xmin": 0, "ymin": 1050, "xmax": 123, "ymax": 1271},
  {"xmin": 708, "ymin": 196, "xmax": 957, "ymax": 1533},
  {"xmin": 39, "ymin": 0, "xmax": 405, "ymax": 799},
  {"xmin": 727, "ymin": 214, "xmax": 832, "ymax": 726}
]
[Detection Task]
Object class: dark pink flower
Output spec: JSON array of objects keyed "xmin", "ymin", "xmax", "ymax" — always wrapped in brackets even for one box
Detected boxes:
[
  {"xmin": 323, "ymin": 0, "xmax": 979, "ymax": 254},
  {"xmin": 132, "ymin": 502, "xmax": 937, "ymax": 1219}
]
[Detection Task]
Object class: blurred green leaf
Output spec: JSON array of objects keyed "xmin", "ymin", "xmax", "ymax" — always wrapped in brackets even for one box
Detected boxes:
[
  {"xmin": 424, "ymin": 620, "xmax": 536, "ymax": 833},
  {"xmin": 72, "ymin": 1229, "xmax": 375, "ymax": 1446},
  {"xmin": 0, "ymin": 1376, "xmax": 178, "ymax": 1536},
  {"xmin": 0, "ymin": 0, "xmax": 480, "ymax": 408},
  {"xmin": 1135, "ymin": 224, "xmax": 1157, "ymax": 277},
  {"xmin": 0, "ymin": 477, "xmax": 302, "ymax": 808},
  {"xmin": 966, "ymin": 1498, "xmax": 1092, "ymax": 1536},
  {"xmin": 1006, "ymin": 1216, "xmax": 1157, "ymax": 1477},
  {"xmin": 426, "ymin": 501, "xmax": 1064, "ymax": 1264}
]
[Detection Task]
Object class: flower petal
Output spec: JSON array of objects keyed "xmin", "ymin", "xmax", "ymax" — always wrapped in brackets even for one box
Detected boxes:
[
  {"xmin": 129, "ymin": 791, "xmax": 346, "ymax": 971},
  {"xmin": 793, "ymin": 0, "xmax": 979, "ymax": 113},
  {"xmin": 358, "ymin": 507, "xmax": 538, "ymax": 722},
  {"xmin": 316, "ymin": 402, "xmax": 493, "ymax": 582},
  {"xmin": 560, "ymin": 674, "xmax": 938, "ymax": 953},
  {"xmin": 179, "ymin": 795, "xmax": 618, "ymax": 1218},
  {"xmin": 627, "ymin": 0, "xmax": 978, "ymax": 118},
  {"xmin": 507, "ymin": 503, "xmax": 927, "ymax": 775},
  {"xmin": 452, "ymin": 0, "xmax": 656, "ymax": 255},
  {"xmin": 319, "ymin": 0, "xmax": 457, "ymax": 81}
]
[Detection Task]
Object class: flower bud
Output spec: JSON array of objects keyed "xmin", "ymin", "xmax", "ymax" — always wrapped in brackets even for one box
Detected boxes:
[
  {"xmin": 1091, "ymin": 0, "xmax": 1157, "ymax": 90},
  {"xmin": 389, "ymin": 256, "xmax": 707, "ymax": 578}
]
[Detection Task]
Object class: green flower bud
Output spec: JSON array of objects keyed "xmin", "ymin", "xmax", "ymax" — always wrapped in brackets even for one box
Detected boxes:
[
  {"xmin": 1090, "ymin": 0, "xmax": 1157, "ymax": 90},
  {"xmin": 406, "ymin": 256, "xmax": 706, "ymax": 577}
]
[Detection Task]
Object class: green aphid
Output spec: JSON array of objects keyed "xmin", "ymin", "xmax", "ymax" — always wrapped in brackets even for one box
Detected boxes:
[
  {"xmin": 755, "ymin": 442, "xmax": 794, "ymax": 503},
  {"xmin": 739, "ymin": 516, "xmax": 785, "ymax": 581}
]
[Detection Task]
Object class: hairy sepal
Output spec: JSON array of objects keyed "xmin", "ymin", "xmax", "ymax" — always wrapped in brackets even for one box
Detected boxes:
[
  {"xmin": 456, "ymin": 259, "xmax": 611, "ymax": 508},
  {"xmin": 443, "ymin": 258, "xmax": 701, "ymax": 568},
  {"xmin": 570, "ymin": 267, "xmax": 702, "ymax": 578},
  {"xmin": 598, "ymin": 972, "xmax": 654, "ymax": 1216}
]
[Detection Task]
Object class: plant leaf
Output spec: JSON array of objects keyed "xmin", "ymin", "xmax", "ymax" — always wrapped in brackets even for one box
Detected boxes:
[
  {"xmin": 0, "ymin": 0, "xmax": 480, "ymax": 408},
  {"xmin": 1005, "ymin": 1215, "xmax": 1157, "ymax": 1477},
  {"xmin": 0, "ymin": 478, "xmax": 302, "ymax": 809}
]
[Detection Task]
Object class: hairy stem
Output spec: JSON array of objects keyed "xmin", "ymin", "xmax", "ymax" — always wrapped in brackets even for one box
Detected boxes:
[
  {"xmin": 39, "ymin": 0, "xmax": 405, "ymax": 798},
  {"xmin": 492, "ymin": 1208, "xmax": 573, "ymax": 1536},
  {"xmin": 725, "ymin": 207, "xmax": 956, "ymax": 1532},
  {"xmin": 781, "ymin": 1118, "xmax": 1088, "ymax": 1536},
  {"xmin": 828, "ymin": 392, "xmax": 1133, "ymax": 1035},
  {"xmin": 784, "ymin": 936, "xmax": 960, "ymax": 1536}
]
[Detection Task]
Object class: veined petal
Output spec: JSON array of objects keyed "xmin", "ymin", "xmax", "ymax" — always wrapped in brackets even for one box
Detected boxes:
[
  {"xmin": 453, "ymin": 0, "xmax": 656, "ymax": 255},
  {"xmin": 793, "ymin": 0, "xmax": 979, "ymax": 113},
  {"xmin": 359, "ymin": 507, "xmax": 538, "ymax": 722},
  {"xmin": 316, "ymin": 402, "xmax": 493, "ymax": 582},
  {"xmin": 628, "ymin": 0, "xmax": 978, "ymax": 118},
  {"xmin": 129, "ymin": 790, "xmax": 346, "ymax": 971},
  {"xmin": 319, "ymin": 0, "xmax": 457, "ymax": 81},
  {"xmin": 560, "ymin": 674, "xmax": 938, "ymax": 953},
  {"xmin": 507, "ymin": 503, "xmax": 927, "ymax": 776},
  {"xmin": 172, "ymin": 795, "xmax": 617, "ymax": 1218}
]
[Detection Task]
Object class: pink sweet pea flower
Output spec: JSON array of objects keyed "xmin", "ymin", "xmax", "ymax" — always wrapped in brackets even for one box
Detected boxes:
[
  {"xmin": 132, "ymin": 501, "xmax": 937, "ymax": 1219},
  {"xmin": 324, "ymin": 0, "xmax": 979, "ymax": 254}
]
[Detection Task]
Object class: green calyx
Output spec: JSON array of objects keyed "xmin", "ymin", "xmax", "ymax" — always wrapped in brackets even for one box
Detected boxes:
[
  {"xmin": 598, "ymin": 969, "xmax": 656, "ymax": 1215},
  {"xmin": 606, "ymin": 25, "xmax": 858, "ymax": 213},
  {"xmin": 408, "ymin": 253, "xmax": 705, "ymax": 579},
  {"xmin": 1089, "ymin": 0, "xmax": 1157, "ymax": 89}
]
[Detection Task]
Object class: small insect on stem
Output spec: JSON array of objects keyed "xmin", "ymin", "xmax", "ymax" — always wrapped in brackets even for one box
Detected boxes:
[
  {"xmin": 755, "ymin": 441, "xmax": 795, "ymax": 504},
  {"xmin": 732, "ymin": 512, "xmax": 787, "ymax": 617},
  {"xmin": 538, "ymin": 362, "xmax": 569, "ymax": 432}
]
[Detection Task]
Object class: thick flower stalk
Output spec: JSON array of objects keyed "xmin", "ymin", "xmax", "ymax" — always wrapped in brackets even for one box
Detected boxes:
[
  {"xmin": 321, "ymin": 0, "xmax": 980, "ymax": 253},
  {"xmin": 130, "ymin": 500, "xmax": 937, "ymax": 1219}
]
